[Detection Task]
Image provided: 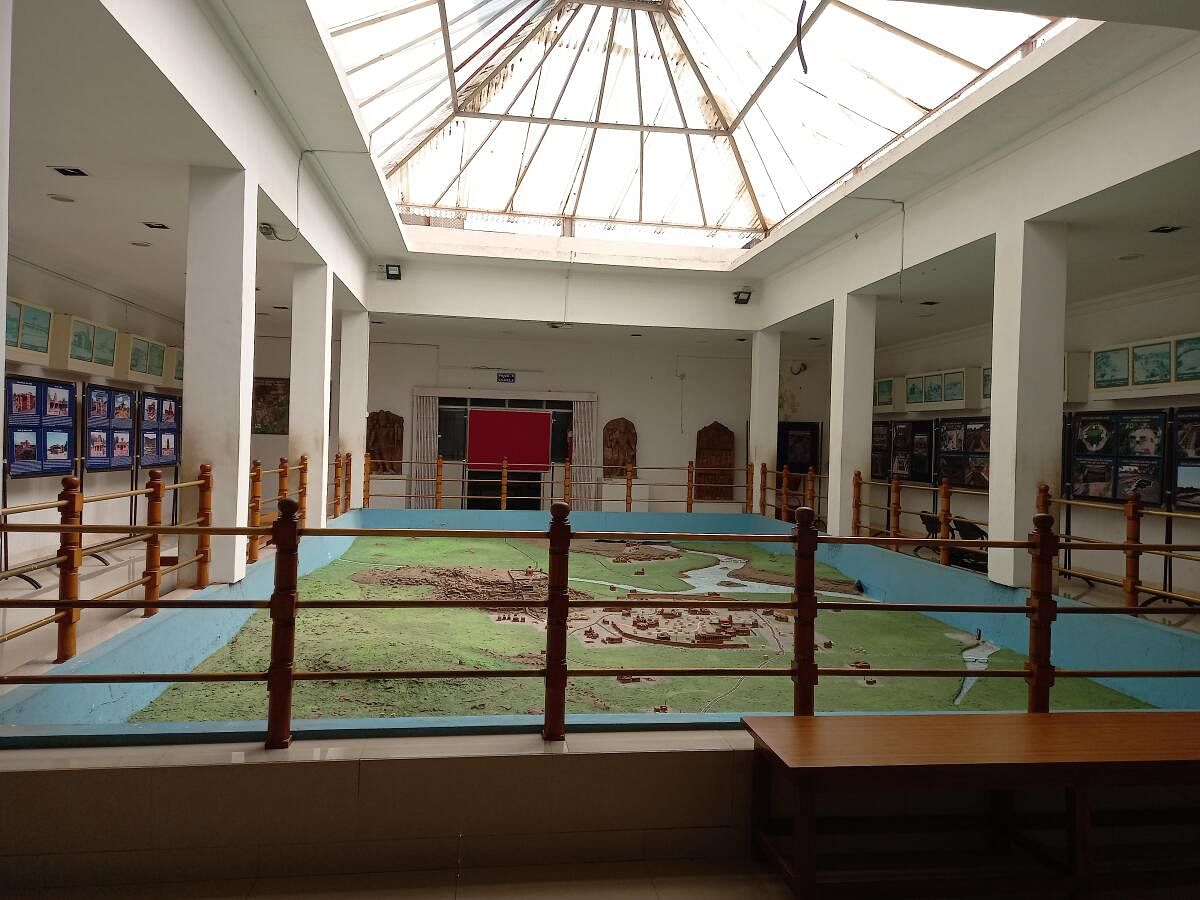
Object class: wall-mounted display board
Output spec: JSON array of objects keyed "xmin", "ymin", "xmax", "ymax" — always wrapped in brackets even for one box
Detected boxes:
[
  {"xmin": 870, "ymin": 422, "xmax": 891, "ymax": 480},
  {"xmin": 935, "ymin": 417, "xmax": 990, "ymax": 489},
  {"xmin": 901, "ymin": 368, "xmax": 983, "ymax": 412},
  {"xmin": 872, "ymin": 377, "xmax": 903, "ymax": 413},
  {"xmin": 4, "ymin": 375, "xmax": 76, "ymax": 478},
  {"xmin": 167, "ymin": 347, "xmax": 185, "ymax": 385},
  {"xmin": 1068, "ymin": 409, "xmax": 1167, "ymax": 505},
  {"xmin": 116, "ymin": 332, "xmax": 170, "ymax": 386},
  {"xmin": 1173, "ymin": 408, "xmax": 1200, "ymax": 511},
  {"xmin": 83, "ymin": 384, "xmax": 135, "ymax": 472},
  {"xmin": 139, "ymin": 391, "xmax": 180, "ymax": 467},
  {"xmin": 1090, "ymin": 332, "xmax": 1200, "ymax": 400},
  {"xmin": 5, "ymin": 299, "xmax": 54, "ymax": 365},
  {"xmin": 890, "ymin": 420, "xmax": 934, "ymax": 483},
  {"xmin": 48, "ymin": 314, "xmax": 119, "ymax": 377},
  {"xmin": 777, "ymin": 422, "xmax": 821, "ymax": 475}
]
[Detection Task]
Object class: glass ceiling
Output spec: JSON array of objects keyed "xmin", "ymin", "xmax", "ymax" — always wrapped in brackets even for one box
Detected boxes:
[{"xmin": 312, "ymin": 0, "xmax": 1059, "ymax": 249}]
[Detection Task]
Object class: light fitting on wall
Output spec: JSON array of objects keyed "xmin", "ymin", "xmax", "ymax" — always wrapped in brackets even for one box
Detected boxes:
[{"xmin": 733, "ymin": 288, "xmax": 753, "ymax": 305}]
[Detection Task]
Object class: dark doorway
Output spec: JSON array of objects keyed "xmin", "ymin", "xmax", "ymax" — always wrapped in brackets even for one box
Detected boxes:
[{"xmin": 467, "ymin": 470, "xmax": 542, "ymax": 510}]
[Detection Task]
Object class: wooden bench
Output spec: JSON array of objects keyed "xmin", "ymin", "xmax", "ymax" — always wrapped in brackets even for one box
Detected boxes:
[{"xmin": 743, "ymin": 712, "xmax": 1200, "ymax": 898}]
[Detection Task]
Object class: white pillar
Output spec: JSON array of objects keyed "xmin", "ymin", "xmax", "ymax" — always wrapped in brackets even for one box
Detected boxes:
[
  {"xmin": 0, "ymin": 0, "xmax": 11, "ymax": 379},
  {"xmin": 338, "ymin": 307, "xmax": 370, "ymax": 508},
  {"xmin": 988, "ymin": 221, "xmax": 1067, "ymax": 586},
  {"xmin": 182, "ymin": 167, "xmax": 257, "ymax": 583},
  {"xmin": 827, "ymin": 294, "xmax": 877, "ymax": 536},
  {"xmin": 748, "ymin": 330, "xmax": 781, "ymax": 476},
  {"xmin": 288, "ymin": 264, "xmax": 333, "ymax": 525}
]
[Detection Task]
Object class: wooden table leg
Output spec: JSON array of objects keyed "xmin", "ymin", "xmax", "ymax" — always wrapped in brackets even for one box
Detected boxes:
[
  {"xmin": 1067, "ymin": 786, "xmax": 1092, "ymax": 900},
  {"xmin": 791, "ymin": 771, "xmax": 817, "ymax": 899},
  {"xmin": 751, "ymin": 747, "xmax": 771, "ymax": 861}
]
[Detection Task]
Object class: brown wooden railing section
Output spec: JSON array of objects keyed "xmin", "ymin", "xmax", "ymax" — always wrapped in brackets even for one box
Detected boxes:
[
  {"xmin": 0, "ymin": 468, "xmax": 214, "ymax": 659},
  {"xmin": 247, "ymin": 456, "xmax": 309, "ymax": 559},
  {"xmin": 852, "ymin": 472, "xmax": 989, "ymax": 565},
  {"xmin": 761, "ymin": 465, "xmax": 826, "ymax": 525},
  {"xmin": 5, "ymin": 502, "xmax": 1198, "ymax": 747}
]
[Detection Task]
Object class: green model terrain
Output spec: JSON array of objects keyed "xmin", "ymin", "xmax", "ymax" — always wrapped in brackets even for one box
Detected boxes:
[{"xmin": 133, "ymin": 537, "xmax": 1148, "ymax": 722}]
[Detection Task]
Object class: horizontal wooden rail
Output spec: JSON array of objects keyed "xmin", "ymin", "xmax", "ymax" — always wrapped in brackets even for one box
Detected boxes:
[
  {"xmin": 294, "ymin": 669, "xmax": 542, "ymax": 680},
  {"xmin": 159, "ymin": 555, "xmax": 203, "ymax": 579},
  {"xmin": 164, "ymin": 479, "xmax": 204, "ymax": 492},
  {"xmin": 0, "ymin": 611, "xmax": 65, "ymax": 643},
  {"xmin": 819, "ymin": 668, "xmax": 1028, "ymax": 678},
  {"xmin": 1, "ymin": 498, "xmax": 68, "ymax": 515},
  {"xmin": 568, "ymin": 667, "xmax": 794, "ymax": 678},
  {"xmin": 82, "ymin": 488, "xmax": 154, "ymax": 503},
  {"xmin": 0, "ymin": 553, "xmax": 68, "ymax": 580},
  {"xmin": 89, "ymin": 576, "xmax": 152, "ymax": 604}
]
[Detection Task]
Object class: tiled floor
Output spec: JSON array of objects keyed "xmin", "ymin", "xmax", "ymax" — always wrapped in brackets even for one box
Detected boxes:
[{"xmin": 11, "ymin": 860, "xmax": 792, "ymax": 899}]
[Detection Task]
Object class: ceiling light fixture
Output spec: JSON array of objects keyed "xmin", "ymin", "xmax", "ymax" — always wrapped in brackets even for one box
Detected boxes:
[
  {"xmin": 1149, "ymin": 225, "xmax": 1185, "ymax": 234},
  {"xmin": 920, "ymin": 300, "xmax": 941, "ymax": 306},
  {"xmin": 272, "ymin": 306, "xmax": 289, "ymax": 311},
  {"xmin": 630, "ymin": 333, "xmax": 643, "ymax": 337},
  {"xmin": 49, "ymin": 166, "xmax": 88, "ymax": 177},
  {"xmin": 142, "ymin": 222, "xmax": 170, "ymax": 230},
  {"xmin": 47, "ymin": 194, "xmax": 75, "ymax": 203},
  {"xmin": 1117, "ymin": 253, "xmax": 1144, "ymax": 261},
  {"xmin": 733, "ymin": 288, "xmax": 752, "ymax": 305},
  {"xmin": 129, "ymin": 241, "xmax": 152, "ymax": 247}
]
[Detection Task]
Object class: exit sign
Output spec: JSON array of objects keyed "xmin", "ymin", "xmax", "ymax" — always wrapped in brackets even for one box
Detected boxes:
[{"xmin": 496, "ymin": 372, "xmax": 516, "ymax": 383}]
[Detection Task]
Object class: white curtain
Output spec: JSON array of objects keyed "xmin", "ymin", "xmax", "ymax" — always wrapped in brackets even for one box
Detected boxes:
[
  {"xmin": 571, "ymin": 399, "xmax": 599, "ymax": 511},
  {"xmin": 412, "ymin": 394, "xmax": 438, "ymax": 509}
]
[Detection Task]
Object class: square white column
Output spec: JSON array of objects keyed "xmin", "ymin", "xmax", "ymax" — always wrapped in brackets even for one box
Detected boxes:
[
  {"xmin": 288, "ymin": 264, "xmax": 333, "ymax": 525},
  {"xmin": 748, "ymin": 330, "xmax": 781, "ymax": 475},
  {"xmin": 827, "ymin": 294, "xmax": 876, "ymax": 536},
  {"xmin": 338, "ymin": 308, "xmax": 370, "ymax": 508},
  {"xmin": 181, "ymin": 167, "xmax": 257, "ymax": 583},
  {"xmin": 0, "ymin": 0, "xmax": 11, "ymax": 378},
  {"xmin": 988, "ymin": 221, "xmax": 1067, "ymax": 586}
]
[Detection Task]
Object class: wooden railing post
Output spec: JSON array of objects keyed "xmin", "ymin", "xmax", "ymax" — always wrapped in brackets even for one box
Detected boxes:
[
  {"xmin": 805, "ymin": 467, "xmax": 816, "ymax": 511},
  {"xmin": 363, "ymin": 452, "xmax": 372, "ymax": 509},
  {"xmin": 55, "ymin": 476, "xmax": 83, "ymax": 663},
  {"xmin": 435, "ymin": 455, "xmax": 444, "ymax": 509},
  {"xmin": 195, "ymin": 463, "xmax": 213, "ymax": 589},
  {"xmin": 500, "ymin": 457, "xmax": 508, "ymax": 510},
  {"xmin": 686, "ymin": 461, "xmax": 695, "ymax": 513},
  {"xmin": 543, "ymin": 501, "xmax": 571, "ymax": 741},
  {"xmin": 625, "ymin": 462, "xmax": 633, "ymax": 512},
  {"xmin": 759, "ymin": 463, "xmax": 767, "ymax": 517},
  {"xmin": 1123, "ymin": 491, "xmax": 1142, "ymax": 608},
  {"xmin": 851, "ymin": 470, "xmax": 862, "ymax": 536},
  {"xmin": 342, "ymin": 452, "xmax": 351, "ymax": 514},
  {"xmin": 265, "ymin": 498, "xmax": 301, "ymax": 750},
  {"xmin": 331, "ymin": 453, "xmax": 342, "ymax": 521},
  {"xmin": 143, "ymin": 470, "xmax": 164, "ymax": 617},
  {"xmin": 889, "ymin": 478, "xmax": 902, "ymax": 550},
  {"xmin": 793, "ymin": 506, "xmax": 819, "ymax": 716},
  {"xmin": 563, "ymin": 460, "xmax": 572, "ymax": 508},
  {"xmin": 297, "ymin": 456, "xmax": 309, "ymax": 528},
  {"xmin": 248, "ymin": 459, "xmax": 263, "ymax": 563},
  {"xmin": 1026, "ymin": 512, "xmax": 1058, "ymax": 714},
  {"xmin": 277, "ymin": 456, "xmax": 289, "ymax": 504},
  {"xmin": 780, "ymin": 465, "xmax": 790, "ymax": 521},
  {"xmin": 1036, "ymin": 483, "xmax": 1051, "ymax": 516},
  {"xmin": 938, "ymin": 478, "xmax": 952, "ymax": 566},
  {"xmin": 745, "ymin": 463, "xmax": 754, "ymax": 514}
]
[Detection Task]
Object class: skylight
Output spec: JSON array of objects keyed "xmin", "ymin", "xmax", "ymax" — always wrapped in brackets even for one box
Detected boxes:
[{"xmin": 313, "ymin": 0, "xmax": 1059, "ymax": 249}]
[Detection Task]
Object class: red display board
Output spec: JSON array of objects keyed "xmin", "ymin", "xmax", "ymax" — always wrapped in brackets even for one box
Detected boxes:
[{"xmin": 467, "ymin": 409, "xmax": 552, "ymax": 471}]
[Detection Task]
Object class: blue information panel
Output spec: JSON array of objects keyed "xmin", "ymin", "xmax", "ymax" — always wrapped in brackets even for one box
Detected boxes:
[
  {"xmin": 5, "ymin": 375, "xmax": 77, "ymax": 478},
  {"xmin": 139, "ymin": 392, "xmax": 180, "ymax": 468},
  {"xmin": 83, "ymin": 384, "xmax": 136, "ymax": 472}
]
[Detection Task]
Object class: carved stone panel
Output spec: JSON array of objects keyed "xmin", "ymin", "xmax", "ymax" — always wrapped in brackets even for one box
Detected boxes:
[
  {"xmin": 366, "ymin": 410, "xmax": 405, "ymax": 474},
  {"xmin": 603, "ymin": 417, "xmax": 637, "ymax": 479},
  {"xmin": 695, "ymin": 421, "xmax": 735, "ymax": 501}
]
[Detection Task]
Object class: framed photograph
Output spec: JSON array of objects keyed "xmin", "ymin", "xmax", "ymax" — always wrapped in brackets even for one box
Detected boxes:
[
  {"xmin": 892, "ymin": 422, "xmax": 913, "ymax": 451},
  {"xmin": 148, "ymin": 342, "xmax": 166, "ymax": 377},
  {"xmin": 45, "ymin": 385, "xmax": 71, "ymax": 418},
  {"xmin": 161, "ymin": 398, "xmax": 177, "ymax": 425},
  {"xmin": 174, "ymin": 350, "xmax": 184, "ymax": 381},
  {"xmin": 88, "ymin": 388, "xmax": 109, "ymax": 420},
  {"xmin": 113, "ymin": 392, "xmax": 133, "ymax": 420},
  {"xmin": 142, "ymin": 432, "xmax": 158, "ymax": 457},
  {"xmin": 943, "ymin": 370, "xmax": 965, "ymax": 402},
  {"xmin": 6, "ymin": 300, "xmax": 20, "ymax": 347},
  {"xmin": 1177, "ymin": 337, "xmax": 1200, "ymax": 382},
  {"xmin": 982, "ymin": 367, "xmax": 992, "ymax": 400},
  {"xmin": 87, "ymin": 430, "xmax": 109, "ymax": 460},
  {"xmin": 1177, "ymin": 410, "xmax": 1200, "ymax": 460},
  {"xmin": 1118, "ymin": 413, "xmax": 1165, "ymax": 458},
  {"xmin": 18, "ymin": 304, "xmax": 51, "ymax": 354},
  {"xmin": 1176, "ymin": 464, "xmax": 1200, "ymax": 510},
  {"xmin": 964, "ymin": 456, "xmax": 990, "ymax": 490},
  {"xmin": 906, "ymin": 377, "xmax": 923, "ymax": 404},
  {"xmin": 1075, "ymin": 415, "xmax": 1116, "ymax": 456},
  {"xmin": 913, "ymin": 433, "xmax": 930, "ymax": 458},
  {"xmin": 9, "ymin": 380, "xmax": 37, "ymax": 417},
  {"xmin": 924, "ymin": 374, "xmax": 943, "ymax": 404},
  {"xmin": 876, "ymin": 378, "xmax": 893, "ymax": 407},
  {"xmin": 12, "ymin": 430, "xmax": 38, "ymax": 462},
  {"xmin": 871, "ymin": 451, "xmax": 889, "ymax": 480},
  {"xmin": 129, "ymin": 338, "xmax": 149, "ymax": 374},
  {"xmin": 1132, "ymin": 342, "xmax": 1171, "ymax": 386},
  {"xmin": 93, "ymin": 327, "xmax": 117, "ymax": 367},
  {"xmin": 69, "ymin": 320, "xmax": 95, "ymax": 362},
  {"xmin": 143, "ymin": 395, "xmax": 159, "ymax": 424},
  {"xmin": 1118, "ymin": 460, "xmax": 1162, "ymax": 505},
  {"xmin": 964, "ymin": 422, "xmax": 990, "ymax": 453},
  {"xmin": 112, "ymin": 430, "xmax": 132, "ymax": 460},
  {"xmin": 938, "ymin": 421, "xmax": 965, "ymax": 453},
  {"xmin": 938, "ymin": 456, "xmax": 967, "ymax": 486},
  {"xmin": 160, "ymin": 431, "xmax": 177, "ymax": 460},
  {"xmin": 871, "ymin": 422, "xmax": 890, "ymax": 451},
  {"xmin": 1072, "ymin": 458, "xmax": 1115, "ymax": 499},
  {"xmin": 44, "ymin": 430, "xmax": 71, "ymax": 463},
  {"xmin": 252, "ymin": 377, "xmax": 290, "ymax": 435},
  {"xmin": 891, "ymin": 452, "xmax": 912, "ymax": 477},
  {"xmin": 777, "ymin": 421, "xmax": 821, "ymax": 474},
  {"xmin": 1093, "ymin": 347, "xmax": 1130, "ymax": 389}
]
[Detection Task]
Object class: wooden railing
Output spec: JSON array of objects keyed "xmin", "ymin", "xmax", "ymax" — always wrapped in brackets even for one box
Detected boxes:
[
  {"xmin": 4, "ymin": 504, "xmax": 1198, "ymax": 748},
  {"xmin": 0, "ymin": 467, "xmax": 213, "ymax": 659},
  {"xmin": 760, "ymin": 465, "xmax": 826, "ymax": 525},
  {"xmin": 852, "ymin": 472, "xmax": 989, "ymax": 566},
  {"xmin": 248, "ymin": 456, "xmax": 308, "ymax": 561},
  {"xmin": 326, "ymin": 451, "xmax": 351, "ymax": 521}
]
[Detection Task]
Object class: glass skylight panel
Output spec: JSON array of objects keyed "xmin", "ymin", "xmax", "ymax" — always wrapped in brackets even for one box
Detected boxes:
[{"xmin": 311, "ymin": 0, "xmax": 1064, "ymax": 250}]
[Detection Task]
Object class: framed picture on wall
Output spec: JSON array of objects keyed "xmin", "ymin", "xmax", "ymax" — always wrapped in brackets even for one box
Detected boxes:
[
  {"xmin": 943, "ymin": 371, "xmax": 965, "ymax": 401},
  {"xmin": 1075, "ymin": 414, "xmax": 1116, "ymax": 456},
  {"xmin": 1132, "ymin": 342, "xmax": 1171, "ymax": 385},
  {"xmin": 777, "ymin": 422, "xmax": 822, "ymax": 475},
  {"xmin": 1072, "ymin": 458, "xmax": 1115, "ymax": 499},
  {"xmin": 1177, "ymin": 337, "xmax": 1200, "ymax": 382},
  {"xmin": 1117, "ymin": 460, "xmax": 1162, "ymax": 505},
  {"xmin": 94, "ymin": 327, "xmax": 117, "ymax": 367},
  {"xmin": 252, "ymin": 377, "xmax": 290, "ymax": 435},
  {"xmin": 1118, "ymin": 413, "xmax": 1165, "ymax": 457},
  {"xmin": 924, "ymin": 374, "xmax": 943, "ymax": 404},
  {"xmin": 69, "ymin": 320, "xmax": 95, "ymax": 362},
  {"xmin": 982, "ymin": 367, "xmax": 992, "ymax": 400},
  {"xmin": 1093, "ymin": 347, "xmax": 1130, "ymax": 389},
  {"xmin": 1177, "ymin": 464, "xmax": 1200, "ymax": 510},
  {"xmin": 906, "ymin": 377, "xmax": 923, "ymax": 404},
  {"xmin": 18, "ymin": 305, "xmax": 51, "ymax": 353},
  {"xmin": 876, "ymin": 378, "xmax": 893, "ymax": 407}
]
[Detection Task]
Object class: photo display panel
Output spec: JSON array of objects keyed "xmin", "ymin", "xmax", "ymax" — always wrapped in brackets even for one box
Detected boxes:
[
  {"xmin": 1069, "ymin": 409, "xmax": 1166, "ymax": 505},
  {"xmin": 890, "ymin": 420, "xmax": 934, "ymax": 483},
  {"xmin": 870, "ymin": 422, "xmax": 891, "ymax": 481},
  {"xmin": 139, "ymin": 391, "xmax": 181, "ymax": 468},
  {"xmin": 84, "ymin": 384, "xmax": 135, "ymax": 471},
  {"xmin": 1173, "ymin": 408, "xmax": 1200, "ymax": 511},
  {"xmin": 935, "ymin": 417, "xmax": 990, "ymax": 490},
  {"xmin": 5, "ymin": 375, "xmax": 76, "ymax": 477}
]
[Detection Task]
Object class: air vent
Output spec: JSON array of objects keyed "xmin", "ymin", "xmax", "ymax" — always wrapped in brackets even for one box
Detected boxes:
[
  {"xmin": 1149, "ymin": 225, "xmax": 1185, "ymax": 234},
  {"xmin": 49, "ymin": 166, "xmax": 88, "ymax": 177}
]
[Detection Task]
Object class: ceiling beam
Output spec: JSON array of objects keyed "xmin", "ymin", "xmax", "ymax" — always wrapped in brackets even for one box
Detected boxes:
[
  {"xmin": 458, "ymin": 110, "xmax": 722, "ymax": 136},
  {"xmin": 567, "ymin": 8, "xmax": 620, "ymax": 216},
  {"xmin": 832, "ymin": 1, "xmax": 985, "ymax": 73},
  {"xmin": 900, "ymin": 0, "xmax": 1200, "ymax": 31},
  {"xmin": 436, "ymin": 1, "xmax": 459, "ymax": 110},
  {"xmin": 576, "ymin": 0, "xmax": 667, "ymax": 11},
  {"xmin": 398, "ymin": 203, "xmax": 763, "ymax": 235},
  {"xmin": 330, "ymin": 0, "xmax": 438, "ymax": 37},
  {"xmin": 649, "ymin": 12, "xmax": 707, "ymax": 228}
]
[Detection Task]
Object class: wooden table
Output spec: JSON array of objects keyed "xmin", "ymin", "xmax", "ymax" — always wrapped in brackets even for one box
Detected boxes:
[{"xmin": 743, "ymin": 712, "xmax": 1200, "ymax": 898}]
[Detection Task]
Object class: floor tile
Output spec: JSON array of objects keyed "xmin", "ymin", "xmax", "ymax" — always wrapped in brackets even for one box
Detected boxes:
[
  {"xmin": 455, "ymin": 863, "xmax": 658, "ymax": 900},
  {"xmin": 249, "ymin": 870, "xmax": 456, "ymax": 898}
]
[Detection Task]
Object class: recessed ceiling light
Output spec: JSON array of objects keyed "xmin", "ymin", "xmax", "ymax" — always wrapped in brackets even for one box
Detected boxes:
[
  {"xmin": 919, "ymin": 300, "xmax": 941, "ymax": 307},
  {"xmin": 736, "ymin": 337, "xmax": 748, "ymax": 342},
  {"xmin": 371, "ymin": 320, "xmax": 384, "ymax": 325},
  {"xmin": 142, "ymin": 222, "xmax": 170, "ymax": 230},
  {"xmin": 1149, "ymin": 225, "xmax": 1185, "ymax": 234},
  {"xmin": 1117, "ymin": 253, "xmax": 1144, "ymax": 261},
  {"xmin": 256, "ymin": 311, "xmax": 269, "ymax": 317},
  {"xmin": 129, "ymin": 241, "xmax": 152, "ymax": 247},
  {"xmin": 808, "ymin": 337, "xmax": 821, "ymax": 342},
  {"xmin": 272, "ymin": 306, "xmax": 289, "ymax": 311},
  {"xmin": 47, "ymin": 193, "xmax": 75, "ymax": 203},
  {"xmin": 49, "ymin": 166, "xmax": 88, "ymax": 177},
  {"xmin": 630, "ymin": 333, "xmax": 642, "ymax": 337}
]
